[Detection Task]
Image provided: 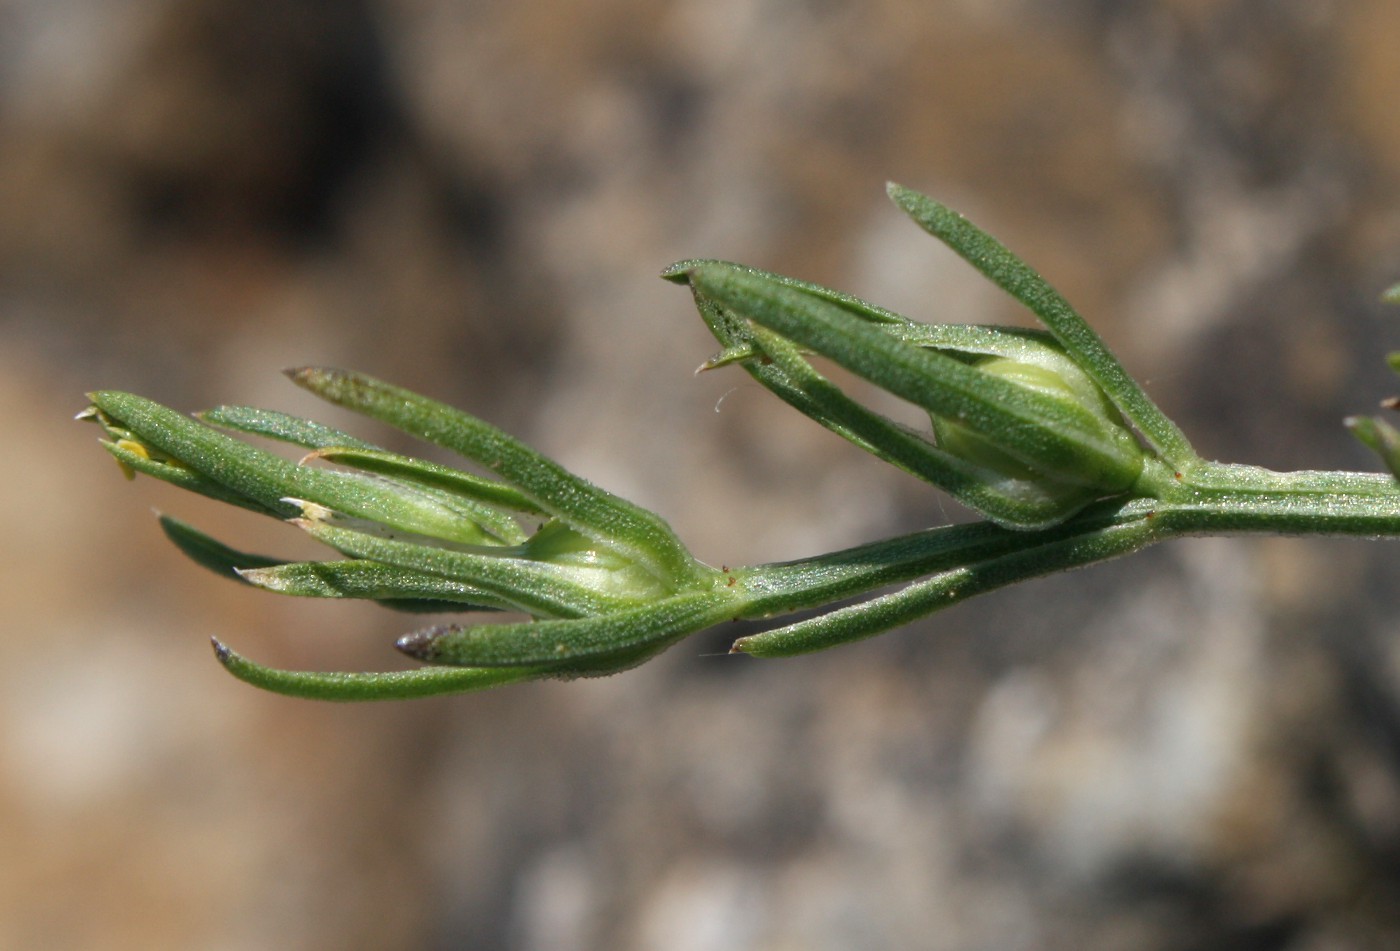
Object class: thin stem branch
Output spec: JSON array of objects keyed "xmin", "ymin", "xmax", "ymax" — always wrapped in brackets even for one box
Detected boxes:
[{"xmin": 727, "ymin": 466, "xmax": 1400, "ymax": 656}]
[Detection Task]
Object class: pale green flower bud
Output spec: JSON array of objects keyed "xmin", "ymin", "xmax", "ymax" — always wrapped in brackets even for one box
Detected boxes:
[{"xmin": 929, "ymin": 335, "xmax": 1146, "ymax": 514}]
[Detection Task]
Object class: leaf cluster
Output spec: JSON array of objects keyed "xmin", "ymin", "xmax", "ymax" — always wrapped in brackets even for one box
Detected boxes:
[{"xmin": 81, "ymin": 187, "xmax": 1400, "ymax": 700}]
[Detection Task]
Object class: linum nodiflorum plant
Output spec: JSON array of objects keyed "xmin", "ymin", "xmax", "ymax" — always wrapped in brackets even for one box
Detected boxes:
[{"xmin": 81, "ymin": 184, "xmax": 1400, "ymax": 701}]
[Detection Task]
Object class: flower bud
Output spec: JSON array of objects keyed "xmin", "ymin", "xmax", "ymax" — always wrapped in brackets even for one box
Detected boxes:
[
  {"xmin": 929, "ymin": 335, "xmax": 1146, "ymax": 512},
  {"xmin": 519, "ymin": 519, "xmax": 677, "ymax": 604}
]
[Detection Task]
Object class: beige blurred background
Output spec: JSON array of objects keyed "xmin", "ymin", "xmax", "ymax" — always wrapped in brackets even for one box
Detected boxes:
[{"xmin": 6, "ymin": 1, "xmax": 1400, "ymax": 948}]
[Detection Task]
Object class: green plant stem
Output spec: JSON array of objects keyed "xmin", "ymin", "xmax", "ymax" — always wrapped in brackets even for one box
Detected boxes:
[{"xmin": 725, "ymin": 464, "xmax": 1400, "ymax": 656}]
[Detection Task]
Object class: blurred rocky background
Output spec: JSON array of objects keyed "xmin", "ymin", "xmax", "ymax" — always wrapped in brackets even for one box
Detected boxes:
[{"xmin": 5, "ymin": 0, "xmax": 1400, "ymax": 948}]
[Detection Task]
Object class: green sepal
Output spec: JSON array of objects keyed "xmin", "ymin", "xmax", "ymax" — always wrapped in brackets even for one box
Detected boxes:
[{"xmin": 159, "ymin": 514, "xmax": 490, "ymax": 612}]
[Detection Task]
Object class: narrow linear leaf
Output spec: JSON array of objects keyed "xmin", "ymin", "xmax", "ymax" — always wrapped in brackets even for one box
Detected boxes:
[
  {"xmin": 287, "ymin": 368, "xmax": 700, "ymax": 587},
  {"xmin": 308, "ymin": 445, "xmax": 539, "ymax": 540},
  {"xmin": 735, "ymin": 498, "xmax": 1146, "ymax": 616},
  {"xmin": 161, "ymin": 513, "xmax": 495, "ymax": 612},
  {"xmin": 90, "ymin": 391, "xmax": 501, "ymax": 545},
  {"xmin": 200, "ymin": 405, "xmax": 377, "ymax": 451},
  {"xmin": 887, "ymin": 183, "xmax": 1196, "ymax": 465},
  {"xmin": 212, "ymin": 638, "xmax": 544, "ymax": 701},
  {"xmin": 664, "ymin": 258, "xmax": 914, "ymax": 365},
  {"xmin": 663, "ymin": 259, "xmax": 913, "ymax": 325},
  {"xmin": 199, "ymin": 412, "xmax": 528, "ymax": 548},
  {"xmin": 887, "ymin": 324, "xmax": 1059, "ymax": 357},
  {"xmin": 665, "ymin": 262, "xmax": 1068, "ymax": 369},
  {"xmin": 103, "ymin": 440, "xmax": 281, "ymax": 515},
  {"xmin": 204, "ymin": 406, "xmax": 538, "ymax": 543},
  {"xmin": 401, "ymin": 590, "xmax": 740, "ymax": 667},
  {"xmin": 239, "ymin": 559, "xmax": 511, "ymax": 612},
  {"xmin": 310, "ymin": 446, "xmax": 541, "ymax": 512},
  {"xmin": 158, "ymin": 514, "xmax": 284, "ymax": 581}
]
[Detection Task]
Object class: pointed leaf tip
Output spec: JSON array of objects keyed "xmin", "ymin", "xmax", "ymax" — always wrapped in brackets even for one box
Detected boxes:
[
  {"xmin": 283, "ymin": 366, "xmax": 343, "ymax": 391},
  {"xmin": 396, "ymin": 627, "xmax": 443, "ymax": 660},
  {"xmin": 660, "ymin": 260, "xmax": 702, "ymax": 283}
]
